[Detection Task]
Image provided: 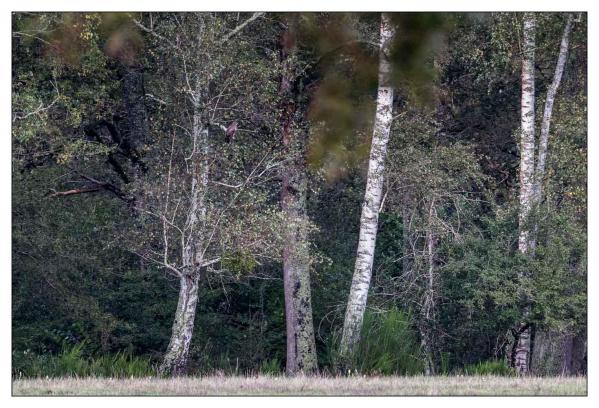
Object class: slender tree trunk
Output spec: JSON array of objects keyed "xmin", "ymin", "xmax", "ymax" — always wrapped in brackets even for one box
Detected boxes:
[
  {"xmin": 340, "ymin": 12, "xmax": 395, "ymax": 359},
  {"xmin": 533, "ymin": 14, "xmax": 574, "ymax": 204},
  {"xmin": 402, "ymin": 199, "xmax": 413, "ymax": 279},
  {"xmin": 560, "ymin": 333, "xmax": 574, "ymax": 376},
  {"xmin": 159, "ymin": 274, "xmax": 200, "ymax": 376},
  {"xmin": 280, "ymin": 26, "xmax": 318, "ymax": 375},
  {"xmin": 513, "ymin": 12, "xmax": 536, "ymax": 375},
  {"xmin": 160, "ymin": 102, "xmax": 208, "ymax": 376},
  {"xmin": 532, "ymin": 11, "xmax": 573, "ymax": 368},
  {"xmin": 420, "ymin": 198, "xmax": 437, "ymax": 375}
]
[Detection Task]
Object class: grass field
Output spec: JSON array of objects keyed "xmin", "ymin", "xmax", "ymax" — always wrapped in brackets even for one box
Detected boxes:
[{"xmin": 12, "ymin": 375, "xmax": 587, "ymax": 396}]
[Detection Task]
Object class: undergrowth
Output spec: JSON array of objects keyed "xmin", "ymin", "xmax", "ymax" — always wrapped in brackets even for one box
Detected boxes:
[{"xmin": 12, "ymin": 342, "xmax": 155, "ymax": 378}]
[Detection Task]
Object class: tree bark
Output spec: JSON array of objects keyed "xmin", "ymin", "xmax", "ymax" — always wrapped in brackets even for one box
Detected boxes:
[
  {"xmin": 160, "ymin": 101, "xmax": 209, "ymax": 376},
  {"xmin": 280, "ymin": 25, "xmax": 318, "ymax": 375},
  {"xmin": 159, "ymin": 274, "xmax": 200, "ymax": 376},
  {"xmin": 533, "ymin": 14, "xmax": 574, "ymax": 204},
  {"xmin": 513, "ymin": 12, "xmax": 536, "ymax": 375},
  {"xmin": 281, "ymin": 164, "xmax": 318, "ymax": 374},
  {"xmin": 560, "ymin": 333, "xmax": 574, "ymax": 376},
  {"xmin": 340, "ymin": 12, "xmax": 395, "ymax": 359},
  {"xmin": 420, "ymin": 198, "xmax": 437, "ymax": 375}
]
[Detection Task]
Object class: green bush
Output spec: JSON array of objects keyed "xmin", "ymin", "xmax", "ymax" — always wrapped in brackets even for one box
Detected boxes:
[
  {"xmin": 349, "ymin": 308, "xmax": 424, "ymax": 375},
  {"xmin": 463, "ymin": 359, "xmax": 515, "ymax": 376},
  {"xmin": 12, "ymin": 342, "xmax": 155, "ymax": 378},
  {"xmin": 258, "ymin": 358, "xmax": 282, "ymax": 375}
]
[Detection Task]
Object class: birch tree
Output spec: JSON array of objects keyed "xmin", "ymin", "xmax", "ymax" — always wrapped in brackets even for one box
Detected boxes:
[
  {"xmin": 512, "ymin": 12, "xmax": 536, "ymax": 375},
  {"xmin": 130, "ymin": 12, "xmax": 281, "ymax": 375},
  {"xmin": 339, "ymin": 12, "xmax": 395, "ymax": 359},
  {"xmin": 527, "ymin": 13, "xmax": 576, "ymax": 376},
  {"xmin": 533, "ymin": 14, "xmax": 574, "ymax": 207},
  {"xmin": 513, "ymin": 13, "xmax": 575, "ymax": 375}
]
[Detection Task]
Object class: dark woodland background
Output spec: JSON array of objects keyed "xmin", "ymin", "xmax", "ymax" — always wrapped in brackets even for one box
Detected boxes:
[{"xmin": 12, "ymin": 12, "xmax": 586, "ymax": 377}]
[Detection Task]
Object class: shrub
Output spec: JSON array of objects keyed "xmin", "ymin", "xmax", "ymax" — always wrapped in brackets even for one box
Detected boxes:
[
  {"xmin": 463, "ymin": 359, "xmax": 515, "ymax": 376},
  {"xmin": 12, "ymin": 342, "xmax": 155, "ymax": 378},
  {"xmin": 258, "ymin": 358, "xmax": 282, "ymax": 375},
  {"xmin": 336, "ymin": 307, "xmax": 424, "ymax": 375}
]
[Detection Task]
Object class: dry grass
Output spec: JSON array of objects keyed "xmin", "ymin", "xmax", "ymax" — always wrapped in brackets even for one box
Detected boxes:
[{"xmin": 12, "ymin": 375, "xmax": 586, "ymax": 396}]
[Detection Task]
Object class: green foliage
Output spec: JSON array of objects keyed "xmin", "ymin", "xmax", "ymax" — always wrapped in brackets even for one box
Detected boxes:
[
  {"xmin": 12, "ymin": 342, "xmax": 155, "ymax": 378},
  {"xmin": 259, "ymin": 358, "xmax": 282, "ymax": 375},
  {"xmin": 463, "ymin": 360, "xmax": 515, "ymax": 376},
  {"xmin": 11, "ymin": 12, "xmax": 587, "ymax": 378},
  {"xmin": 351, "ymin": 308, "xmax": 424, "ymax": 375},
  {"xmin": 221, "ymin": 251, "xmax": 258, "ymax": 278}
]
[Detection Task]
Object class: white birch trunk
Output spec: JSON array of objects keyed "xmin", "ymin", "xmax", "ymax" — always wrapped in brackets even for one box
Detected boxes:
[
  {"xmin": 514, "ymin": 12, "xmax": 536, "ymax": 375},
  {"xmin": 339, "ymin": 12, "xmax": 395, "ymax": 359},
  {"xmin": 533, "ymin": 14, "xmax": 574, "ymax": 204},
  {"xmin": 160, "ymin": 101, "xmax": 209, "ymax": 376},
  {"xmin": 525, "ymin": 13, "xmax": 574, "ymax": 377},
  {"xmin": 159, "ymin": 274, "xmax": 200, "ymax": 376}
]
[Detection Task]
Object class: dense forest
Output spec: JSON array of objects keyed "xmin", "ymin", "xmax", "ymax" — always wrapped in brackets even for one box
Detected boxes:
[{"xmin": 12, "ymin": 12, "xmax": 586, "ymax": 378}]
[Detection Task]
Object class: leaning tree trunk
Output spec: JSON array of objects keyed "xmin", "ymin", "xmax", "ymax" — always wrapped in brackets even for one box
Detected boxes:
[
  {"xmin": 159, "ymin": 274, "xmax": 200, "ymax": 376},
  {"xmin": 279, "ymin": 27, "xmax": 318, "ymax": 375},
  {"xmin": 533, "ymin": 14, "xmax": 573, "ymax": 205},
  {"xmin": 159, "ymin": 101, "xmax": 209, "ymax": 376},
  {"xmin": 339, "ymin": 12, "xmax": 395, "ymax": 360},
  {"xmin": 513, "ymin": 12, "xmax": 536, "ymax": 375},
  {"xmin": 525, "ymin": 15, "xmax": 574, "ymax": 376}
]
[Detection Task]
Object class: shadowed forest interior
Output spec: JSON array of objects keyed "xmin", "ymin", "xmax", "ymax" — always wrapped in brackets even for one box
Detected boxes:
[{"xmin": 12, "ymin": 12, "xmax": 586, "ymax": 378}]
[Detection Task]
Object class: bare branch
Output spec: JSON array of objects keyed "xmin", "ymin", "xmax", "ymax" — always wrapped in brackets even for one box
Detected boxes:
[
  {"xmin": 132, "ymin": 18, "xmax": 178, "ymax": 50},
  {"xmin": 46, "ymin": 187, "xmax": 102, "ymax": 198},
  {"xmin": 220, "ymin": 12, "xmax": 265, "ymax": 43},
  {"xmin": 13, "ymin": 79, "xmax": 60, "ymax": 122},
  {"xmin": 129, "ymin": 249, "xmax": 182, "ymax": 277}
]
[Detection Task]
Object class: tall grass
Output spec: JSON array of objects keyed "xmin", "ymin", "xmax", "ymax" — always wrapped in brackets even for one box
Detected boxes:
[
  {"xmin": 326, "ymin": 308, "xmax": 424, "ymax": 375},
  {"xmin": 462, "ymin": 359, "xmax": 516, "ymax": 376},
  {"xmin": 355, "ymin": 308, "xmax": 424, "ymax": 375},
  {"xmin": 12, "ymin": 342, "xmax": 155, "ymax": 378}
]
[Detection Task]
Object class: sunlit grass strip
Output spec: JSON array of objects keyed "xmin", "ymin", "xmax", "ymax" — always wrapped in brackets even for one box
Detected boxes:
[{"xmin": 13, "ymin": 375, "xmax": 586, "ymax": 396}]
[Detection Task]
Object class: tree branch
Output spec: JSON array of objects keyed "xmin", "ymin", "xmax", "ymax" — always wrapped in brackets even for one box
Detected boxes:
[
  {"xmin": 46, "ymin": 187, "xmax": 102, "ymax": 198},
  {"xmin": 220, "ymin": 12, "xmax": 265, "ymax": 43}
]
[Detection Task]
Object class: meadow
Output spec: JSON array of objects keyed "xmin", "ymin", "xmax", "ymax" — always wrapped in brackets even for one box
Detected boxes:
[{"xmin": 12, "ymin": 375, "xmax": 587, "ymax": 396}]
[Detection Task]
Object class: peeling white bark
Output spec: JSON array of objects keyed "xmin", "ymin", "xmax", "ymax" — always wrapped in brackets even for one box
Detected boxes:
[
  {"xmin": 518, "ymin": 13, "xmax": 574, "ymax": 377},
  {"xmin": 518, "ymin": 12, "xmax": 536, "ymax": 257},
  {"xmin": 159, "ymin": 275, "xmax": 200, "ymax": 376},
  {"xmin": 514, "ymin": 12, "xmax": 536, "ymax": 376},
  {"xmin": 340, "ymin": 12, "xmax": 395, "ymax": 359},
  {"xmin": 160, "ymin": 101, "xmax": 209, "ymax": 376}
]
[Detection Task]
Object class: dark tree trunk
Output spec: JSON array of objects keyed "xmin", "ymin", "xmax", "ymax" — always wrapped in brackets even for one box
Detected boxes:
[
  {"xmin": 122, "ymin": 63, "xmax": 149, "ymax": 150},
  {"xmin": 279, "ymin": 24, "xmax": 318, "ymax": 375}
]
